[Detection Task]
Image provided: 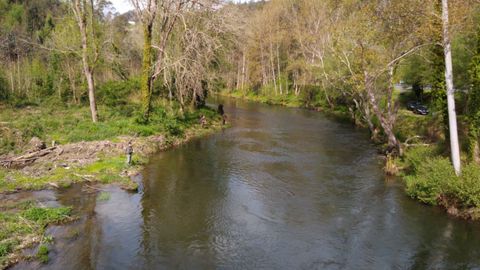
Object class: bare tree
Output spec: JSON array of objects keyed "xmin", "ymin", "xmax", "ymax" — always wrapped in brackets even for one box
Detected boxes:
[{"xmin": 71, "ymin": 0, "xmax": 100, "ymax": 122}]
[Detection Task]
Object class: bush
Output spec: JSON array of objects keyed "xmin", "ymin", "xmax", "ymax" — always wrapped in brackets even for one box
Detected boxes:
[
  {"xmin": 402, "ymin": 146, "xmax": 438, "ymax": 173},
  {"xmin": 450, "ymin": 164, "xmax": 480, "ymax": 207},
  {"xmin": 97, "ymin": 79, "xmax": 140, "ymax": 107},
  {"xmin": 404, "ymin": 147, "xmax": 480, "ymax": 208},
  {"xmin": 405, "ymin": 157, "xmax": 455, "ymax": 205}
]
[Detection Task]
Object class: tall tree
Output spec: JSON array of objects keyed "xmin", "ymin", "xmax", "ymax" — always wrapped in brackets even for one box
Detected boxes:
[
  {"xmin": 131, "ymin": 0, "xmax": 158, "ymax": 122},
  {"xmin": 441, "ymin": 0, "xmax": 461, "ymax": 175},
  {"xmin": 71, "ymin": 0, "xmax": 99, "ymax": 122}
]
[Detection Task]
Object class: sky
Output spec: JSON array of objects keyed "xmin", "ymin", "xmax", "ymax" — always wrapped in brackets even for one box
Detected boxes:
[
  {"xmin": 109, "ymin": 0, "xmax": 252, "ymax": 14},
  {"xmin": 110, "ymin": 0, "xmax": 134, "ymax": 14}
]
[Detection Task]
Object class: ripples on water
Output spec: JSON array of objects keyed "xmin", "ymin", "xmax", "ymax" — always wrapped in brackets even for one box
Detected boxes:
[{"xmin": 12, "ymin": 97, "xmax": 480, "ymax": 269}]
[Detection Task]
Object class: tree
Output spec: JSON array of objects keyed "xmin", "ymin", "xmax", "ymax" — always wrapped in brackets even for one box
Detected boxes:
[
  {"xmin": 71, "ymin": 0, "xmax": 100, "ymax": 122},
  {"xmin": 467, "ymin": 25, "xmax": 480, "ymax": 164},
  {"xmin": 131, "ymin": 0, "xmax": 158, "ymax": 122},
  {"xmin": 441, "ymin": 0, "xmax": 461, "ymax": 175}
]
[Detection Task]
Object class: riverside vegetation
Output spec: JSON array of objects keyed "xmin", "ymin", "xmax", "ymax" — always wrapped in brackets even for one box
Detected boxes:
[
  {"xmin": 2, "ymin": 0, "xmax": 480, "ymax": 267},
  {"xmin": 0, "ymin": 0, "xmax": 226, "ymax": 266},
  {"xmin": 0, "ymin": 81, "xmax": 223, "ymax": 268},
  {"xmin": 217, "ymin": 0, "xmax": 480, "ymax": 219}
]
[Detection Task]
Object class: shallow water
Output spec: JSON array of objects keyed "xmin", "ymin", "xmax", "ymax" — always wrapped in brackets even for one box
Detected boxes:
[{"xmin": 13, "ymin": 97, "xmax": 480, "ymax": 269}]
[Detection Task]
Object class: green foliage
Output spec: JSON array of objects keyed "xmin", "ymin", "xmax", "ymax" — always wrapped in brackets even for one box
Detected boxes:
[
  {"xmin": 0, "ymin": 203, "xmax": 72, "ymax": 267},
  {"xmin": 403, "ymin": 146, "xmax": 480, "ymax": 208},
  {"xmin": 22, "ymin": 206, "xmax": 71, "ymax": 224},
  {"xmin": 0, "ymin": 73, "xmax": 9, "ymax": 101},
  {"xmin": 36, "ymin": 245, "xmax": 49, "ymax": 263},
  {"xmin": 467, "ymin": 26, "xmax": 480, "ymax": 161},
  {"xmin": 97, "ymin": 79, "xmax": 140, "ymax": 107},
  {"xmin": 402, "ymin": 146, "xmax": 439, "ymax": 172},
  {"xmin": 405, "ymin": 157, "xmax": 455, "ymax": 205},
  {"xmin": 4, "ymin": 4, "xmax": 24, "ymax": 29},
  {"xmin": 451, "ymin": 165, "xmax": 480, "ymax": 207}
]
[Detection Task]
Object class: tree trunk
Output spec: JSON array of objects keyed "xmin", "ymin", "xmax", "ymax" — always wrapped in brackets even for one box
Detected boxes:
[
  {"xmin": 364, "ymin": 72, "xmax": 401, "ymax": 154},
  {"xmin": 269, "ymin": 42, "xmax": 277, "ymax": 95},
  {"xmin": 260, "ymin": 45, "xmax": 267, "ymax": 86},
  {"xmin": 442, "ymin": 0, "xmax": 461, "ymax": 175},
  {"xmin": 276, "ymin": 44, "xmax": 282, "ymax": 95},
  {"xmin": 140, "ymin": 23, "xmax": 154, "ymax": 122},
  {"xmin": 241, "ymin": 51, "xmax": 246, "ymax": 90},
  {"xmin": 76, "ymin": 0, "xmax": 98, "ymax": 122}
]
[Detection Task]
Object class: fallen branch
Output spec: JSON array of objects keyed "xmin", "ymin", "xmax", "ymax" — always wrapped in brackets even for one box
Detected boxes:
[
  {"xmin": 403, "ymin": 136, "xmax": 431, "ymax": 148},
  {"xmin": 0, "ymin": 147, "xmax": 57, "ymax": 168}
]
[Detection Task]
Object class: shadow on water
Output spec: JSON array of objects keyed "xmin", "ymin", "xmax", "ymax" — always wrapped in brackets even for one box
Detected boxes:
[{"xmin": 10, "ymin": 96, "xmax": 480, "ymax": 269}]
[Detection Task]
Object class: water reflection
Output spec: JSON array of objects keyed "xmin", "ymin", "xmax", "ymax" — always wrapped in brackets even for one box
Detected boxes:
[{"xmin": 12, "ymin": 97, "xmax": 480, "ymax": 269}]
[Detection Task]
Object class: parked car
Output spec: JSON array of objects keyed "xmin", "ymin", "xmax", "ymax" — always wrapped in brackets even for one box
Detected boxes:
[
  {"xmin": 407, "ymin": 101, "xmax": 421, "ymax": 111},
  {"xmin": 414, "ymin": 105, "xmax": 429, "ymax": 115}
]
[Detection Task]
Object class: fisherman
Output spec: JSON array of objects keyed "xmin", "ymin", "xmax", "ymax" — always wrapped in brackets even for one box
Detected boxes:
[
  {"xmin": 200, "ymin": 115, "xmax": 207, "ymax": 128},
  {"xmin": 218, "ymin": 104, "xmax": 225, "ymax": 116},
  {"xmin": 218, "ymin": 104, "xmax": 227, "ymax": 125},
  {"xmin": 126, "ymin": 141, "xmax": 133, "ymax": 165}
]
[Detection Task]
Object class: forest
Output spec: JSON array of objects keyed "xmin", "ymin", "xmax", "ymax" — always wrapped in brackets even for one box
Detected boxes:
[{"xmin": 2, "ymin": 0, "xmax": 480, "ymax": 267}]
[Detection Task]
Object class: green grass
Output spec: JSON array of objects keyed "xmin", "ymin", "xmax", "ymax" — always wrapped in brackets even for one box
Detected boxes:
[
  {"xmin": 0, "ymin": 96, "xmax": 222, "ymax": 193},
  {"xmin": 224, "ymin": 89, "xmax": 304, "ymax": 108},
  {"xmin": 0, "ymin": 154, "xmax": 137, "ymax": 193},
  {"xmin": 0, "ymin": 202, "xmax": 71, "ymax": 267},
  {"xmin": 0, "ymin": 100, "xmax": 220, "ymax": 155},
  {"xmin": 36, "ymin": 245, "xmax": 49, "ymax": 263}
]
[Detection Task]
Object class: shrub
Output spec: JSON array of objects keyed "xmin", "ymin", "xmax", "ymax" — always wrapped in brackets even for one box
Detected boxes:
[
  {"xmin": 405, "ymin": 157, "xmax": 455, "ymax": 205},
  {"xmin": 450, "ymin": 164, "xmax": 480, "ymax": 207},
  {"xmin": 403, "ymin": 147, "xmax": 480, "ymax": 208},
  {"xmin": 97, "ymin": 79, "xmax": 140, "ymax": 107},
  {"xmin": 402, "ymin": 146, "xmax": 438, "ymax": 173}
]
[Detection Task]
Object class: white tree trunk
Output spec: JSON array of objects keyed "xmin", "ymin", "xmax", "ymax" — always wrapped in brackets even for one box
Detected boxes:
[{"xmin": 442, "ymin": 0, "xmax": 461, "ymax": 175}]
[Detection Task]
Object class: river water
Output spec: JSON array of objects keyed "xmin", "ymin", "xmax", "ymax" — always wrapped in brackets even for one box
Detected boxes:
[{"xmin": 13, "ymin": 97, "xmax": 480, "ymax": 269}]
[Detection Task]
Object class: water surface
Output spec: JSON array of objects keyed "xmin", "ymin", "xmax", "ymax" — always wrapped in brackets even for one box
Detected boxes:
[{"xmin": 14, "ymin": 97, "xmax": 480, "ymax": 269}]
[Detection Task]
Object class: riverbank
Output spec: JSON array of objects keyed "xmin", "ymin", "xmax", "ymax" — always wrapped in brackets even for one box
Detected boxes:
[
  {"xmin": 219, "ymin": 89, "xmax": 480, "ymax": 221},
  {"xmin": 0, "ymin": 102, "xmax": 224, "ymax": 268}
]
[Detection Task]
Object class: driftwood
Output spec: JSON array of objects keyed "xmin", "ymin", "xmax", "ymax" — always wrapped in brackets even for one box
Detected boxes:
[
  {"xmin": 403, "ymin": 136, "xmax": 431, "ymax": 148},
  {"xmin": 0, "ymin": 146, "xmax": 57, "ymax": 169}
]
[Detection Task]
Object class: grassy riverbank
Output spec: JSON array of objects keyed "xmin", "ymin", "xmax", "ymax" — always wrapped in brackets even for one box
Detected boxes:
[
  {"xmin": 220, "ymin": 89, "xmax": 480, "ymax": 220},
  {"xmin": 0, "ymin": 98, "xmax": 224, "ymax": 268},
  {"xmin": 0, "ymin": 102, "xmax": 223, "ymax": 193},
  {"xmin": 0, "ymin": 200, "xmax": 72, "ymax": 268}
]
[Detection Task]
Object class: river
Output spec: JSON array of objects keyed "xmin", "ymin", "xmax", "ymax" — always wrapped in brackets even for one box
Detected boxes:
[{"xmin": 13, "ymin": 97, "xmax": 480, "ymax": 269}]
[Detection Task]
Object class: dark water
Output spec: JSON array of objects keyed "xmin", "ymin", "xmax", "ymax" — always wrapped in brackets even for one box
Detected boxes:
[{"xmin": 13, "ymin": 98, "xmax": 480, "ymax": 269}]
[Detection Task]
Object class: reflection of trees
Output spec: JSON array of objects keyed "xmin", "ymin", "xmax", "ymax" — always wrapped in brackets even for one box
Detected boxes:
[
  {"xmin": 54, "ymin": 185, "xmax": 99, "ymax": 270},
  {"xmin": 141, "ymin": 134, "xmax": 233, "ymax": 267}
]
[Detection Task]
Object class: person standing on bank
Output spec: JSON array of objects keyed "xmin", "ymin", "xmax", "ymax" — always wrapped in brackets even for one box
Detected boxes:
[
  {"xmin": 218, "ymin": 104, "xmax": 227, "ymax": 125},
  {"xmin": 126, "ymin": 141, "xmax": 133, "ymax": 165}
]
